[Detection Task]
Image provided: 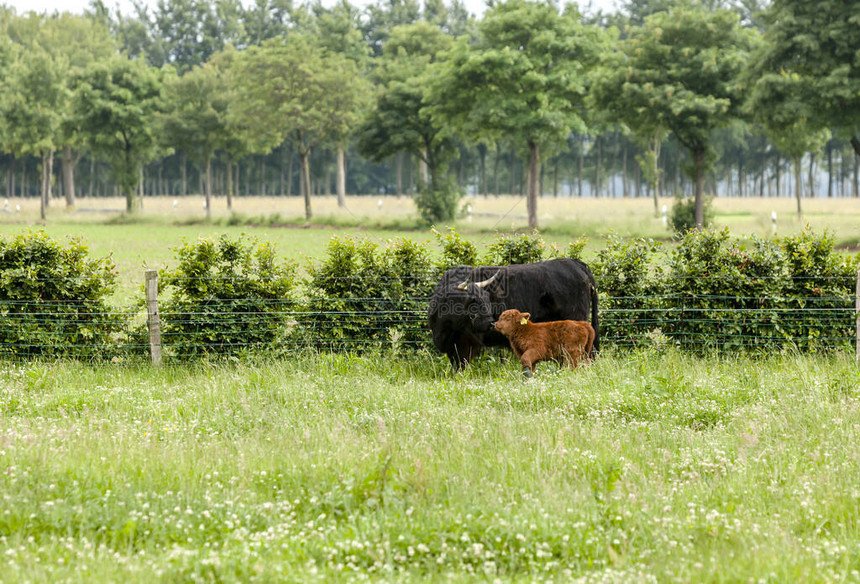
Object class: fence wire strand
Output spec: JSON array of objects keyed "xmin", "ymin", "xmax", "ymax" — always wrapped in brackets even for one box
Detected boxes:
[{"xmin": 0, "ymin": 288, "xmax": 856, "ymax": 361}]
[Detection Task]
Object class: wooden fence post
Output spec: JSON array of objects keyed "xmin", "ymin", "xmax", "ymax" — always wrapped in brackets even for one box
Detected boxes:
[{"xmin": 145, "ymin": 269, "xmax": 162, "ymax": 366}]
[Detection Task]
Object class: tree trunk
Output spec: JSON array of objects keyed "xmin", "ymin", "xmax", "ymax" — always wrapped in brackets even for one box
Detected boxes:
[
  {"xmin": 854, "ymin": 152, "xmax": 859, "ymax": 198},
  {"xmin": 594, "ymin": 137, "xmax": 602, "ymax": 197},
  {"xmin": 40, "ymin": 151, "xmax": 50, "ymax": 220},
  {"xmin": 493, "ymin": 144, "xmax": 501, "ymax": 196},
  {"xmin": 850, "ymin": 136, "xmax": 860, "ymax": 158},
  {"xmin": 694, "ymin": 145, "xmax": 705, "ymax": 228},
  {"xmin": 226, "ymin": 154, "xmax": 233, "ymax": 211},
  {"xmin": 775, "ymin": 153, "xmax": 781, "ymax": 198},
  {"xmin": 205, "ymin": 154, "xmax": 212, "ymax": 219},
  {"xmin": 286, "ymin": 151, "xmax": 294, "ymax": 197},
  {"xmin": 478, "ymin": 144, "xmax": 487, "ymax": 196},
  {"xmin": 7, "ymin": 157, "xmax": 15, "ymax": 199},
  {"xmin": 418, "ymin": 154, "xmax": 429, "ymax": 186},
  {"xmin": 738, "ymin": 154, "xmax": 745, "ymax": 198},
  {"xmin": 509, "ymin": 150, "xmax": 515, "ymax": 196},
  {"xmin": 553, "ymin": 157, "xmax": 559, "ymax": 198},
  {"xmin": 279, "ymin": 150, "xmax": 285, "ymax": 196},
  {"xmin": 180, "ymin": 151, "xmax": 187, "ymax": 197},
  {"xmin": 395, "ymin": 152, "xmax": 403, "ymax": 197},
  {"xmin": 827, "ymin": 143, "xmax": 833, "ymax": 198},
  {"xmin": 260, "ymin": 157, "xmax": 266, "ymax": 196},
  {"xmin": 808, "ymin": 153, "xmax": 816, "ymax": 198},
  {"xmin": 300, "ymin": 148, "xmax": 312, "ymax": 221},
  {"xmin": 794, "ymin": 155, "xmax": 803, "ymax": 219},
  {"xmin": 622, "ymin": 143, "xmax": 628, "ymax": 198},
  {"xmin": 578, "ymin": 141, "xmax": 584, "ymax": 198},
  {"xmin": 634, "ymin": 159, "xmax": 641, "ymax": 198},
  {"xmin": 337, "ymin": 145, "xmax": 346, "ymax": 207},
  {"xmin": 527, "ymin": 140, "xmax": 539, "ymax": 229},
  {"xmin": 61, "ymin": 147, "xmax": 75, "ymax": 209}
]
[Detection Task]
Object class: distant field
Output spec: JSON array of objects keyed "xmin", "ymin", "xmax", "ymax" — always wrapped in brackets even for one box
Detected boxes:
[
  {"xmin": 2, "ymin": 193, "xmax": 859, "ymax": 241},
  {"xmin": 0, "ymin": 194, "xmax": 857, "ymax": 300},
  {"xmin": 3, "ymin": 351, "xmax": 860, "ymax": 582}
]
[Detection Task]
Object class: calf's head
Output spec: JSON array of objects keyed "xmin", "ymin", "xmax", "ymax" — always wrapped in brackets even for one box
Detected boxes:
[{"xmin": 493, "ymin": 309, "xmax": 531, "ymax": 337}]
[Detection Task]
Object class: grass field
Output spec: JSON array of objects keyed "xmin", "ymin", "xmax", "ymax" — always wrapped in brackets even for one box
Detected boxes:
[{"xmin": 2, "ymin": 350, "xmax": 860, "ymax": 582}]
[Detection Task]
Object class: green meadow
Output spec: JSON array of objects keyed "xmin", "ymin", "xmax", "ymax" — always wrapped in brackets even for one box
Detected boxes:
[
  {"xmin": 0, "ymin": 196, "xmax": 859, "ymax": 582},
  {"xmin": 2, "ymin": 351, "xmax": 860, "ymax": 582}
]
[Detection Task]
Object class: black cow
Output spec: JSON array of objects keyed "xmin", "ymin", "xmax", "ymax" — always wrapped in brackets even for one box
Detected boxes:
[{"xmin": 427, "ymin": 258, "xmax": 599, "ymax": 370}]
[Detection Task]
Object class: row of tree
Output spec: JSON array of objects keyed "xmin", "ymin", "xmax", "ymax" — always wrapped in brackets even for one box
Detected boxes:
[{"xmin": 0, "ymin": 0, "xmax": 858, "ymax": 227}]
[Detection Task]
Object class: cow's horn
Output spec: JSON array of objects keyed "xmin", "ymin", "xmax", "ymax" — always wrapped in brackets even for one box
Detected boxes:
[
  {"xmin": 457, "ymin": 279, "xmax": 469, "ymax": 290},
  {"xmin": 475, "ymin": 272, "xmax": 499, "ymax": 288}
]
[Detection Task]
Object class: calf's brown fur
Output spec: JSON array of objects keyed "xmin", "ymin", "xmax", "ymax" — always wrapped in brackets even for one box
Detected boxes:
[{"xmin": 493, "ymin": 309, "xmax": 594, "ymax": 376}]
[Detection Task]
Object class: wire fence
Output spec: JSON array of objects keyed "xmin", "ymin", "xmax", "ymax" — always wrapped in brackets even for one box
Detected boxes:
[{"xmin": 0, "ymin": 291, "xmax": 856, "ymax": 361}]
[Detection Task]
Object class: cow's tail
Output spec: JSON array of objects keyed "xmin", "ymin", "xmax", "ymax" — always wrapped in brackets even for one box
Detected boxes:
[{"xmin": 590, "ymin": 282, "xmax": 599, "ymax": 358}]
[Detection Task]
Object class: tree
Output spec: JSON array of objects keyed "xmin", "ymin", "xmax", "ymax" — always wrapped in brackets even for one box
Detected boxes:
[
  {"xmin": 746, "ymin": 67, "xmax": 829, "ymax": 219},
  {"xmin": 208, "ymin": 45, "xmax": 251, "ymax": 212},
  {"xmin": 0, "ymin": 42, "xmax": 66, "ymax": 220},
  {"xmin": 229, "ymin": 35, "xmax": 365, "ymax": 220},
  {"xmin": 755, "ymin": 0, "xmax": 860, "ymax": 157},
  {"xmin": 592, "ymin": 38, "xmax": 670, "ymax": 213},
  {"xmin": 161, "ymin": 63, "xmax": 228, "ymax": 218},
  {"xmin": 71, "ymin": 56, "xmax": 164, "ymax": 212},
  {"xmin": 312, "ymin": 0, "xmax": 372, "ymax": 207},
  {"xmin": 597, "ymin": 5, "xmax": 756, "ymax": 227},
  {"xmin": 38, "ymin": 13, "xmax": 116, "ymax": 209},
  {"xmin": 356, "ymin": 21, "xmax": 458, "ymax": 221},
  {"xmin": 431, "ymin": 0, "xmax": 607, "ymax": 229},
  {"xmin": 362, "ymin": 0, "xmax": 422, "ymax": 57}
]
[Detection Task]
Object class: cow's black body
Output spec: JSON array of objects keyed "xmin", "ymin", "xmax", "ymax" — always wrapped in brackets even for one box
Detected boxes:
[{"xmin": 427, "ymin": 258, "xmax": 599, "ymax": 369}]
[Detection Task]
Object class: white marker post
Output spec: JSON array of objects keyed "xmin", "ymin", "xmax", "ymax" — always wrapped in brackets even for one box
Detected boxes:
[
  {"xmin": 771, "ymin": 211, "xmax": 777, "ymax": 235},
  {"xmin": 661, "ymin": 204, "xmax": 668, "ymax": 228}
]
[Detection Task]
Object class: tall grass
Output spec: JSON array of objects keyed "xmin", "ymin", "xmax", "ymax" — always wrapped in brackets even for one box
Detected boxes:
[{"xmin": 2, "ymin": 349, "xmax": 859, "ymax": 582}]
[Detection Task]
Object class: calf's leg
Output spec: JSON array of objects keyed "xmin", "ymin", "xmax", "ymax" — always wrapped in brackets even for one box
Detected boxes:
[{"xmin": 519, "ymin": 349, "xmax": 542, "ymax": 378}]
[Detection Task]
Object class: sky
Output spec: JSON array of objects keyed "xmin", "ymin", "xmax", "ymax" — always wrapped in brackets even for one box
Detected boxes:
[{"xmin": 1, "ymin": 0, "xmax": 620, "ymax": 20}]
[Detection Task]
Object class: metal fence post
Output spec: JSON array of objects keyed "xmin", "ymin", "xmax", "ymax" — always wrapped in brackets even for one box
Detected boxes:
[{"xmin": 145, "ymin": 269, "xmax": 162, "ymax": 366}]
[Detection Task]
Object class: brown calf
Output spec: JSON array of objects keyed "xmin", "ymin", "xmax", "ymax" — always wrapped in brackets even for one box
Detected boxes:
[{"xmin": 493, "ymin": 309, "xmax": 595, "ymax": 377}]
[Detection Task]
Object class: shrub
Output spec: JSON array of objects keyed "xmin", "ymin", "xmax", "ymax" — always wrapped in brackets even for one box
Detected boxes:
[
  {"xmin": 433, "ymin": 228, "xmax": 478, "ymax": 272},
  {"xmin": 158, "ymin": 235, "xmax": 296, "ymax": 358},
  {"xmin": 591, "ymin": 237, "xmax": 665, "ymax": 347},
  {"xmin": 670, "ymin": 194, "xmax": 714, "ymax": 235},
  {"xmin": 0, "ymin": 231, "xmax": 120, "ymax": 359},
  {"xmin": 301, "ymin": 236, "xmax": 435, "ymax": 351},
  {"xmin": 484, "ymin": 232, "xmax": 545, "ymax": 265},
  {"xmin": 415, "ymin": 178, "xmax": 461, "ymax": 225},
  {"xmin": 564, "ymin": 237, "xmax": 589, "ymax": 261},
  {"xmin": 777, "ymin": 227, "xmax": 857, "ymax": 349},
  {"xmin": 665, "ymin": 228, "xmax": 793, "ymax": 350}
]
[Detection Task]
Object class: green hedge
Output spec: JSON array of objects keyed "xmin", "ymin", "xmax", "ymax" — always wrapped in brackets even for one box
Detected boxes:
[
  {"xmin": 0, "ymin": 231, "xmax": 122, "ymax": 359},
  {"xmin": 0, "ymin": 228, "xmax": 856, "ymax": 360}
]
